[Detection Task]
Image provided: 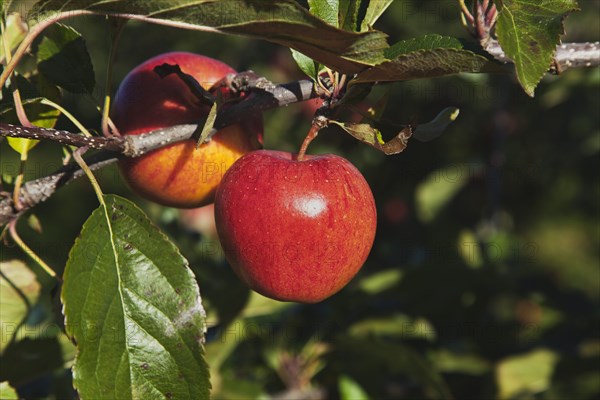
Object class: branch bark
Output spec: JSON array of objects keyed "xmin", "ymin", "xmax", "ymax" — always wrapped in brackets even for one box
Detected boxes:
[
  {"xmin": 483, "ymin": 40, "xmax": 600, "ymax": 72},
  {"xmin": 0, "ymin": 75, "xmax": 316, "ymax": 226}
]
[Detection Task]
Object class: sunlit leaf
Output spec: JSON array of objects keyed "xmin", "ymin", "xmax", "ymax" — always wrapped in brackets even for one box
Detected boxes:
[
  {"xmin": 62, "ymin": 195, "xmax": 210, "ymax": 399},
  {"xmin": 2, "ymin": 74, "xmax": 61, "ymax": 154},
  {"xmin": 496, "ymin": 348, "xmax": 558, "ymax": 398},
  {"xmin": 339, "ymin": 375, "xmax": 370, "ymax": 400},
  {"xmin": 0, "ymin": 382, "xmax": 18, "ymax": 399},
  {"xmin": 358, "ymin": 269, "xmax": 402, "ymax": 294},
  {"xmin": 0, "ymin": 260, "xmax": 41, "ymax": 354},
  {"xmin": 308, "ymin": 0, "xmax": 339, "ymax": 28},
  {"xmin": 198, "ymin": 102, "xmax": 218, "ymax": 146},
  {"xmin": 360, "ymin": 0, "xmax": 393, "ymax": 31},
  {"xmin": 349, "ymin": 314, "xmax": 436, "ymax": 341},
  {"xmin": 291, "ymin": 49, "xmax": 319, "ymax": 80},
  {"xmin": 338, "ymin": 0, "xmax": 361, "ymax": 31},
  {"xmin": 0, "ymin": 13, "xmax": 27, "ymax": 59},
  {"xmin": 495, "ymin": 0, "xmax": 580, "ymax": 96},
  {"xmin": 330, "ymin": 120, "xmax": 413, "ymax": 155},
  {"xmin": 432, "ymin": 350, "xmax": 491, "ymax": 375},
  {"xmin": 416, "ymin": 164, "xmax": 481, "ymax": 222}
]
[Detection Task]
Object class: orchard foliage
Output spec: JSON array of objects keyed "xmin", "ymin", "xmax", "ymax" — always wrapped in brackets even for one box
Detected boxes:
[{"xmin": 1, "ymin": 1, "xmax": 598, "ymax": 399}]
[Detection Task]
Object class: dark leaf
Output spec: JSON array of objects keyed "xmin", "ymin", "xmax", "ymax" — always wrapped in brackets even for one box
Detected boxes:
[
  {"xmin": 353, "ymin": 35, "xmax": 492, "ymax": 84},
  {"xmin": 37, "ymin": 23, "xmax": 95, "ymax": 93},
  {"xmin": 28, "ymin": 0, "xmax": 388, "ymax": 75},
  {"xmin": 413, "ymin": 107, "xmax": 460, "ymax": 142}
]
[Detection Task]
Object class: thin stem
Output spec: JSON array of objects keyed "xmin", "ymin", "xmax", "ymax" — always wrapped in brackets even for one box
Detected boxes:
[
  {"xmin": 2, "ymin": 18, "xmax": 33, "ymax": 129},
  {"xmin": 297, "ymin": 125, "xmax": 319, "ymax": 162},
  {"xmin": 73, "ymin": 148, "xmax": 105, "ymax": 206},
  {"xmin": 102, "ymin": 18, "xmax": 126, "ymax": 138},
  {"xmin": 458, "ymin": 0, "xmax": 475, "ymax": 24},
  {"xmin": 40, "ymin": 98, "xmax": 93, "ymax": 136},
  {"xmin": 297, "ymin": 117, "xmax": 327, "ymax": 161},
  {"xmin": 8, "ymin": 218, "xmax": 60, "ymax": 281},
  {"xmin": 12, "ymin": 155, "xmax": 25, "ymax": 210},
  {"xmin": 482, "ymin": 0, "xmax": 490, "ymax": 14}
]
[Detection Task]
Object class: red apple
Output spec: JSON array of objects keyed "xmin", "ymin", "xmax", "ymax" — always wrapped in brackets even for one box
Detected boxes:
[
  {"xmin": 113, "ymin": 51, "xmax": 262, "ymax": 208},
  {"xmin": 214, "ymin": 150, "xmax": 377, "ymax": 303}
]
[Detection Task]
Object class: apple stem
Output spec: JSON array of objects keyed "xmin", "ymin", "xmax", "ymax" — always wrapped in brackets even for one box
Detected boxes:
[{"xmin": 297, "ymin": 116, "xmax": 328, "ymax": 161}]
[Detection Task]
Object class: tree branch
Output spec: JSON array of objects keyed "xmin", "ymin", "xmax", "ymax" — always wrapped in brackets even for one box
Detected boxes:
[
  {"xmin": 483, "ymin": 40, "xmax": 600, "ymax": 72},
  {"xmin": 0, "ymin": 75, "xmax": 316, "ymax": 225}
]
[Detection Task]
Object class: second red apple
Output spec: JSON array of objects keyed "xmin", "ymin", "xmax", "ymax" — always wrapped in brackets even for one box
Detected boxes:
[{"xmin": 214, "ymin": 150, "xmax": 377, "ymax": 303}]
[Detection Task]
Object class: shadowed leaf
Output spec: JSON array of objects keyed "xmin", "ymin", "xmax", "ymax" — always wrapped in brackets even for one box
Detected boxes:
[{"xmin": 27, "ymin": 0, "xmax": 388, "ymax": 75}]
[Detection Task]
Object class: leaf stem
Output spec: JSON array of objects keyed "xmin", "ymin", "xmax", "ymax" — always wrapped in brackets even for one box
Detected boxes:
[
  {"xmin": 40, "ymin": 98, "xmax": 93, "ymax": 137},
  {"xmin": 8, "ymin": 218, "xmax": 60, "ymax": 281},
  {"xmin": 73, "ymin": 148, "xmax": 106, "ymax": 207}
]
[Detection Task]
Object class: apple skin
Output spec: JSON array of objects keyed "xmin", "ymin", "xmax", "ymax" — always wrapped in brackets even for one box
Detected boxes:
[
  {"xmin": 214, "ymin": 150, "xmax": 377, "ymax": 303},
  {"xmin": 113, "ymin": 51, "xmax": 262, "ymax": 208}
]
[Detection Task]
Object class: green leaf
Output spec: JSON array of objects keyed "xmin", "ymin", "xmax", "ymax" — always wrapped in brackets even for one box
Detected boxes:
[
  {"xmin": 330, "ymin": 120, "xmax": 413, "ymax": 155},
  {"xmin": 1, "ymin": 72, "xmax": 61, "ymax": 154},
  {"xmin": 495, "ymin": 0, "xmax": 580, "ymax": 96},
  {"xmin": 0, "ymin": 13, "xmax": 27, "ymax": 59},
  {"xmin": 349, "ymin": 314, "xmax": 436, "ymax": 341},
  {"xmin": 358, "ymin": 269, "xmax": 403, "ymax": 294},
  {"xmin": 197, "ymin": 102, "xmax": 218, "ymax": 146},
  {"xmin": 26, "ymin": 213, "xmax": 43, "ymax": 233},
  {"xmin": 291, "ymin": 49, "xmax": 319, "ymax": 80},
  {"xmin": 496, "ymin": 348, "xmax": 559, "ymax": 398},
  {"xmin": 338, "ymin": 0, "xmax": 362, "ymax": 31},
  {"xmin": 36, "ymin": 22, "xmax": 95, "ymax": 93},
  {"xmin": 0, "ymin": 382, "xmax": 18, "ymax": 399},
  {"xmin": 28, "ymin": 0, "xmax": 388, "ymax": 75},
  {"xmin": 353, "ymin": 35, "xmax": 492, "ymax": 84},
  {"xmin": 62, "ymin": 195, "xmax": 210, "ymax": 400},
  {"xmin": 415, "ymin": 164, "xmax": 478, "ymax": 222},
  {"xmin": 308, "ymin": 0, "xmax": 339, "ymax": 28},
  {"xmin": 384, "ymin": 34, "xmax": 463, "ymax": 59},
  {"xmin": 431, "ymin": 349, "xmax": 491, "ymax": 375},
  {"xmin": 360, "ymin": 0, "xmax": 393, "ymax": 31},
  {"xmin": 0, "ymin": 260, "xmax": 41, "ymax": 354},
  {"xmin": 339, "ymin": 375, "xmax": 370, "ymax": 400},
  {"xmin": 413, "ymin": 107, "xmax": 460, "ymax": 142}
]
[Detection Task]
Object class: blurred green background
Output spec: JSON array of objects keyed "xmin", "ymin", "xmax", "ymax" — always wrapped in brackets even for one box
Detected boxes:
[{"xmin": 1, "ymin": 1, "xmax": 599, "ymax": 399}]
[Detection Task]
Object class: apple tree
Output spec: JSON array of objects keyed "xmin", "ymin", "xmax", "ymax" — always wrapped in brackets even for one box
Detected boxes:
[{"xmin": 1, "ymin": 0, "xmax": 598, "ymax": 399}]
